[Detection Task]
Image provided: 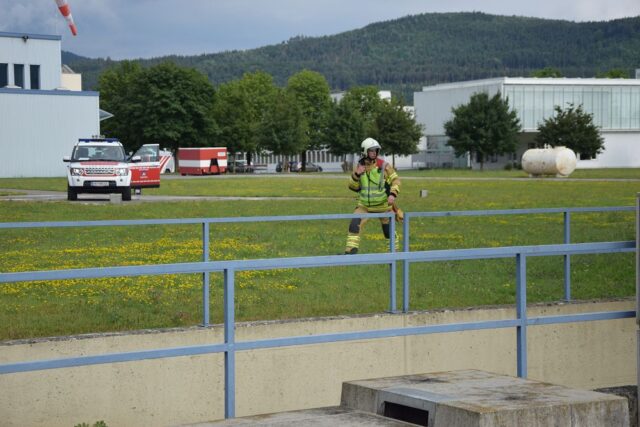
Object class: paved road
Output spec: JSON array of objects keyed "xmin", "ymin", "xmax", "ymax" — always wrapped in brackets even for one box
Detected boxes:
[
  {"xmin": 164, "ymin": 172, "xmax": 640, "ymax": 182},
  {"xmin": 0, "ymin": 188, "xmax": 338, "ymax": 203}
]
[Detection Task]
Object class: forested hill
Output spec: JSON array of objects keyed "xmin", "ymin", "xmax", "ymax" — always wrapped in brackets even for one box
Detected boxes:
[{"xmin": 64, "ymin": 12, "xmax": 640, "ymax": 102}]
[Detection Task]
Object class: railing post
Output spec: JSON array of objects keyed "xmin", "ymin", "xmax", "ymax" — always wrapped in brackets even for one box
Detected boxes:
[
  {"xmin": 636, "ymin": 193, "xmax": 639, "ymax": 325},
  {"xmin": 516, "ymin": 253, "xmax": 527, "ymax": 378},
  {"xmin": 564, "ymin": 211, "xmax": 571, "ymax": 301},
  {"xmin": 202, "ymin": 222, "xmax": 210, "ymax": 327},
  {"xmin": 224, "ymin": 268, "xmax": 236, "ymax": 419},
  {"xmin": 635, "ymin": 193, "xmax": 639, "ymax": 426},
  {"xmin": 389, "ymin": 213, "xmax": 397, "ymax": 313},
  {"xmin": 402, "ymin": 215, "xmax": 410, "ymax": 313}
]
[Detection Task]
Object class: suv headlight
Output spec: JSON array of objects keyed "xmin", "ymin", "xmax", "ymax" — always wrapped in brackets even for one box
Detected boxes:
[
  {"xmin": 115, "ymin": 168, "xmax": 129, "ymax": 176},
  {"xmin": 70, "ymin": 168, "xmax": 84, "ymax": 176}
]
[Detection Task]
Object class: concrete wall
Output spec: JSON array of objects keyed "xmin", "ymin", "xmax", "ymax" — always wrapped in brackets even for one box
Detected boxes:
[
  {"xmin": 0, "ymin": 89, "xmax": 100, "ymax": 177},
  {"xmin": 60, "ymin": 72, "xmax": 82, "ymax": 91},
  {"xmin": 0, "ymin": 299, "xmax": 635, "ymax": 427}
]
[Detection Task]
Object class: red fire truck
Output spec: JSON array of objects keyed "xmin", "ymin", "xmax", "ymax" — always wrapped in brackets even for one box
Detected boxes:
[
  {"xmin": 129, "ymin": 144, "xmax": 175, "ymax": 189},
  {"xmin": 178, "ymin": 147, "xmax": 227, "ymax": 175}
]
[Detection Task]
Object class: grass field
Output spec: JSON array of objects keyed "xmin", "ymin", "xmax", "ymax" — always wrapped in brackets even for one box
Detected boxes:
[{"xmin": 0, "ymin": 171, "xmax": 638, "ymax": 340}]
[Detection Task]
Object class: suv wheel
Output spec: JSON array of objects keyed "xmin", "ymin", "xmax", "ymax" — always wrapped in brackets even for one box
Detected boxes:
[
  {"xmin": 122, "ymin": 187, "xmax": 132, "ymax": 201},
  {"xmin": 67, "ymin": 186, "xmax": 78, "ymax": 201}
]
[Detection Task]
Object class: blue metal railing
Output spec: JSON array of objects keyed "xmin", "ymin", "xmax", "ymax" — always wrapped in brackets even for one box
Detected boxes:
[
  {"xmin": 401, "ymin": 206, "xmax": 635, "ymax": 311},
  {"xmin": 0, "ymin": 206, "xmax": 635, "ymax": 419}
]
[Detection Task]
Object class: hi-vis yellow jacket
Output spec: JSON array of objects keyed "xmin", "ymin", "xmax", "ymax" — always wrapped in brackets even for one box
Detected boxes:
[{"xmin": 348, "ymin": 157, "xmax": 400, "ymax": 212}]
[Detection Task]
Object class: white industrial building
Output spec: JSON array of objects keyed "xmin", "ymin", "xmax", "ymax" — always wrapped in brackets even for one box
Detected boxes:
[
  {"xmin": 0, "ymin": 31, "xmax": 100, "ymax": 177},
  {"xmin": 414, "ymin": 77, "xmax": 640, "ymax": 169}
]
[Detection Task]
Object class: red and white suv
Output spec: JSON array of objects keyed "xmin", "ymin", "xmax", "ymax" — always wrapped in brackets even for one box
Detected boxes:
[{"xmin": 63, "ymin": 138, "xmax": 140, "ymax": 201}]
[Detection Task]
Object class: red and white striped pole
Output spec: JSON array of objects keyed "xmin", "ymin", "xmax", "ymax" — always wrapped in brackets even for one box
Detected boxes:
[{"xmin": 54, "ymin": 0, "xmax": 78, "ymax": 36}]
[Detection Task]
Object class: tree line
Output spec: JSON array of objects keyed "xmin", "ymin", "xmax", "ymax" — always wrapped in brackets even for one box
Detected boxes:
[
  {"xmin": 67, "ymin": 12, "xmax": 640, "ymax": 102},
  {"xmin": 99, "ymin": 62, "xmax": 423, "ymax": 169}
]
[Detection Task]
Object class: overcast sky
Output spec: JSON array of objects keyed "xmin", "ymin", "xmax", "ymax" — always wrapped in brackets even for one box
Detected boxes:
[{"xmin": 2, "ymin": 0, "xmax": 639, "ymax": 59}]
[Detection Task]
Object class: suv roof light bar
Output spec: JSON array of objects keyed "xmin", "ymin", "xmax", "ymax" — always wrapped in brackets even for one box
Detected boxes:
[{"xmin": 78, "ymin": 138, "xmax": 120, "ymax": 143}]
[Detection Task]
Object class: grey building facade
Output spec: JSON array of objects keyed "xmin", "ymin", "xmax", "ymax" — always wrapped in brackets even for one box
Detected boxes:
[
  {"xmin": 414, "ymin": 77, "xmax": 640, "ymax": 169},
  {"xmin": 0, "ymin": 31, "xmax": 100, "ymax": 178}
]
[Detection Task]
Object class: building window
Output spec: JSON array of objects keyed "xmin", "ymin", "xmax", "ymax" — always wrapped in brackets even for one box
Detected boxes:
[
  {"xmin": 14, "ymin": 64, "xmax": 24, "ymax": 88},
  {"xmin": 29, "ymin": 65, "xmax": 40, "ymax": 90},
  {"xmin": 0, "ymin": 63, "xmax": 7, "ymax": 87}
]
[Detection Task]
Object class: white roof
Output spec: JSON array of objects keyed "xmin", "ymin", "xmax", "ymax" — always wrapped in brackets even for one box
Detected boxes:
[{"xmin": 422, "ymin": 77, "xmax": 640, "ymax": 92}]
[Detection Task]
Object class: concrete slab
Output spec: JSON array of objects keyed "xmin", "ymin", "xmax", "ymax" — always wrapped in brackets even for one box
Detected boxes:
[
  {"xmin": 341, "ymin": 370, "xmax": 629, "ymax": 426},
  {"xmin": 179, "ymin": 406, "xmax": 415, "ymax": 426},
  {"xmin": 594, "ymin": 386, "xmax": 637, "ymax": 427}
]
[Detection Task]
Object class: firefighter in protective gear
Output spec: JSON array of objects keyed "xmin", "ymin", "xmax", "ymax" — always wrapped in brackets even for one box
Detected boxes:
[{"xmin": 344, "ymin": 138, "xmax": 401, "ymax": 254}]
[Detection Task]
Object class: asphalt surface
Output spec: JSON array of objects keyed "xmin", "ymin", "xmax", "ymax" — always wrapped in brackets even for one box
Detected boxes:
[{"xmin": 0, "ymin": 188, "xmax": 338, "ymax": 203}]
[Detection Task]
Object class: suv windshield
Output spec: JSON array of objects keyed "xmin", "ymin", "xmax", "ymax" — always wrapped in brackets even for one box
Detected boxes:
[
  {"xmin": 72, "ymin": 145, "xmax": 126, "ymax": 162},
  {"xmin": 131, "ymin": 145, "xmax": 160, "ymax": 162}
]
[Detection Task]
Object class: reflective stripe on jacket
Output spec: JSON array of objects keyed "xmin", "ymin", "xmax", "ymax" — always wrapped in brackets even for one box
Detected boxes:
[
  {"xmin": 358, "ymin": 165, "xmax": 387, "ymax": 207},
  {"xmin": 348, "ymin": 158, "xmax": 399, "ymax": 211}
]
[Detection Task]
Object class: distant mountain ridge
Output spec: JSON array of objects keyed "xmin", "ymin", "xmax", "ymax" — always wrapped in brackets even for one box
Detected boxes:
[{"xmin": 63, "ymin": 12, "xmax": 640, "ymax": 102}]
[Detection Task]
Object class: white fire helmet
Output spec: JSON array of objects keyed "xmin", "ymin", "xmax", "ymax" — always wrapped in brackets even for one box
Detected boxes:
[{"xmin": 361, "ymin": 137, "xmax": 381, "ymax": 155}]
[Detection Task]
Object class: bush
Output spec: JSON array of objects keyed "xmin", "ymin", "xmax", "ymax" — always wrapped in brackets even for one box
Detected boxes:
[
  {"xmin": 504, "ymin": 162, "xmax": 522, "ymax": 171},
  {"xmin": 74, "ymin": 421, "xmax": 107, "ymax": 427}
]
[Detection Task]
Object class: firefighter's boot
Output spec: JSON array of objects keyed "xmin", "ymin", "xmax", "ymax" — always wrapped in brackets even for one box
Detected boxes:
[
  {"xmin": 345, "ymin": 234, "xmax": 360, "ymax": 254},
  {"xmin": 385, "ymin": 234, "xmax": 399, "ymax": 252},
  {"xmin": 381, "ymin": 224, "xmax": 400, "ymax": 251}
]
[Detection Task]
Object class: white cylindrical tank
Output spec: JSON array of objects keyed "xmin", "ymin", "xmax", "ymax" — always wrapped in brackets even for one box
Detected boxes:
[{"xmin": 521, "ymin": 146, "xmax": 577, "ymax": 177}]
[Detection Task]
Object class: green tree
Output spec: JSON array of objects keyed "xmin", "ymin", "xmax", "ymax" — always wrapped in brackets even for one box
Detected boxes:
[
  {"xmin": 530, "ymin": 67, "xmax": 563, "ymax": 78},
  {"xmin": 371, "ymin": 98, "xmax": 422, "ymax": 165},
  {"xmin": 286, "ymin": 70, "xmax": 331, "ymax": 170},
  {"xmin": 324, "ymin": 102, "xmax": 366, "ymax": 160},
  {"xmin": 324, "ymin": 85, "xmax": 386, "ymax": 161},
  {"xmin": 535, "ymin": 103, "xmax": 604, "ymax": 159},
  {"xmin": 258, "ymin": 89, "xmax": 308, "ymax": 158},
  {"xmin": 324, "ymin": 100, "xmax": 366, "ymax": 158},
  {"xmin": 212, "ymin": 71, "xmax": 277, "ymax": 169},
  {"xmin": 99, "ymin": 61, "xmax": 217, "ymax": 153},
  {"xmin": 98, "ymin": 61, "xmax": 143, "ymax": 150},
  {"xmin": 212, "ymin": 80, "xmax": 251, "ymax": 167},
  {"xmin": 340, "ymin": 86, "xmax": 385, "ymax": 137},
  {"xmin": 236, "ymin": 71, "xmax": 278, "ymax": 165},
  {"xmin": 444, "ymin": 92, "xmax": 521, "ymax": 170}
]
